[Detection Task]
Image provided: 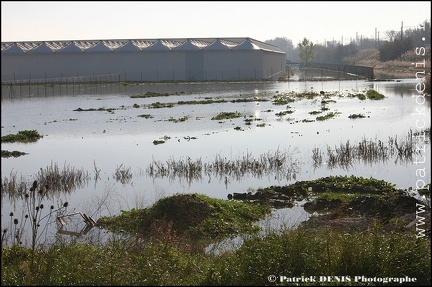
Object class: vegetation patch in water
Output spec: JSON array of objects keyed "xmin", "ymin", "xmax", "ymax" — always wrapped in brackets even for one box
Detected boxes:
[
  {"xmin": 308, "ymin": 110, "xmax": 322, "ymax": 115},
  {"xmin": 275, "ymin": 110, "xmax": 295, "ymax": 116},
  {"xmin": 348, "ymin": 113, "xmax": 366, "ymax": 119},
  {"xmin": 321, "ymin": 99, "xmax": 337, "ymax": 104},
  {"xmin": 166, "ymin": 116, "xmax": 188, "ymax": 123},
  {"xmin": 316, "ymin": 112, "xmax": 340, "ymax": 121},
  {"xmin": 148, "ymin": 102, "xmax": 175, "ymax": 109},
  {"xmin": 97, "ymin": 193, "xmax": 271, "ymax": 239},
  {"xmin": 1, "ymin": 150, "xmax": 28, "ymax": 158},
  {"xmin": 130, "ymin": 91, "xmax": 186, "ymax": 98},
  {"xmin": 272, "ymin": 96, "xmax": 294, "ymax": 105},
  {"xmin": 356, "ymin": 93, "xmax": 367, "ymax": 100},
  {"xmin": 211, "ymin": 111, "xmax": 242, "ymax": 120},
  {"xmin": 232, "ymin": 175, "xmax": 430, "ymax": 227},
  {"xmin": 137, "ymin": 114, "xmax": 154, "ymax": 119},
  {"xmin": 1, "ymin": 130, "xmax": 43, "ymax": 143},
  {"xmin": 366, "ymin": 89, "xmax": 385, "ymax": 100}
]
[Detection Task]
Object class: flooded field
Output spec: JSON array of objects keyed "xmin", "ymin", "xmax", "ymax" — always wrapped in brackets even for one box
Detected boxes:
[{"xmin": 1, "ymin": 78, "xmax": 431, "ymax": 246}]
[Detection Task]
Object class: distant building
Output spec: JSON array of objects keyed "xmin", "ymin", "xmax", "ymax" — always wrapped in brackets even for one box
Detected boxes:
[{"xmin": 1, "ymin": 37, "xmax": 286, "ymax": 83}]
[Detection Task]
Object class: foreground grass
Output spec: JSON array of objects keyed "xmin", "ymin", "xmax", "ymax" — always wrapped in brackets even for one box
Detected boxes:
[{"xmin": 1, "ymin": 227, "xmax": 430, "ymax": 286}]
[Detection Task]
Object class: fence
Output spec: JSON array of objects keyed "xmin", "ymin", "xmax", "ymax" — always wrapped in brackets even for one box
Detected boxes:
[
  {"xmin": 1, "ymin": 73, "xmax": 120, "ymax": 85},
  {"xmin": 1, "ymin": 68, "xmax": 287, "ymax": 85},
  {"xmin": 302, "ymin": 62, "xmax": 374, "ymax": 80}
]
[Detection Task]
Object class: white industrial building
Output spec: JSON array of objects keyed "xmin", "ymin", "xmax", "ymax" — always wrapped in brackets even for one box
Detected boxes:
[{"xmin": 1, "ymin": 37, "xmax": 286, "ymax": 83}]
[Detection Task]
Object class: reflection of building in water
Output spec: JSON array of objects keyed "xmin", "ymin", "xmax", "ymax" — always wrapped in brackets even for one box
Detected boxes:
[
  {"xmin": 57, "ymin": 212, "xmax": 96, "ymax": 237},
  {"xmin": 1, "ymin": 38, "xmax": 286, "ymax": 83}
]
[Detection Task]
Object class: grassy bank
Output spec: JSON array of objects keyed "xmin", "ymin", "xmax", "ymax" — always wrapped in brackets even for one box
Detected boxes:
[
  {"xmin": 1, "ymin": 227, "xmax": 429, "ymax": 286},
  {"xmin": 343, "ymin": 48, "xmax": 431, "ymax": 80}
]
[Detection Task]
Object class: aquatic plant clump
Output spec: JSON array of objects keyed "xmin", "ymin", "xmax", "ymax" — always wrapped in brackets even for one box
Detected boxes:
[
  {"xmin": 366, "ymin": 89, "xmax": 385, "ymax": 100},
  {"xmin": 1, "ymin": 130, "xmax": 43, "ymax": 143},
  {"xmin": 211, "ymin": 111, "xmax": 242, "ymax": 120},
  {"xmin": 97, "ymin": 193, "xmax": 271, "ymax": 239},
  {"xmin": 1, "ymin": 150, "xmax": 28, "ymax": 158}
]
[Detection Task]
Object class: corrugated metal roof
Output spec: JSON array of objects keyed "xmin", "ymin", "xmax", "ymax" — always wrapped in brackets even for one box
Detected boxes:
[
  {"xmin": 174, "ymin": 40, "xmax": 201, "ymax": 51},
  {"xmin": 145, "ymin": 40, "xmax": 172, "ymax": 51},
  {"xmin": 85, "ymin": 41, "xmax": 112, "ymax": 52},
  {"xmin": 233, "ymin": 38, "xmax": 261, "ymax": 50},
  {"xmin": 1, "ymin": 43, "xmax": 24, "ymax": 54},
  {"xmin": 131, "ymin": 40, "xmax": 156, "ymax": 49},
  {"xmin": 28, "ymin": 42, "xmax": 54, "ymax": 54},
  {"xmin": 115, "ymin": 41, "xmax": 141, "ymax": 52},
  {"xmin": 56, "ymin": 42, "xmax": 84, "ymax": 53},
  {"xmin": 1, "ymin": 38, "xmax": 284, "ymax": 54},
  {"xmin": 205, "ymin": 39, "xmax": 231, "ymax": 50}
]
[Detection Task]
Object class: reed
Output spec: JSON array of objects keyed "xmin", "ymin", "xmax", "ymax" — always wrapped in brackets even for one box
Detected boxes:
[
  {"xmin": 114, "ymin": 164, "xmax": 133, "ymax": 184},
  {"xmin": 1, "ymin": 170, "xmax": 27, "ymax": 199},
  {"xmin": 146, "ymin": 149, "xmax": 299, "ymax": 185},
  {"xmin": 36, "ymin": 161, "xmax": 90, "ymax": 193},
  {"xmin": 313, "ymin": 130, "xmax": 422, "ymax": 169}
]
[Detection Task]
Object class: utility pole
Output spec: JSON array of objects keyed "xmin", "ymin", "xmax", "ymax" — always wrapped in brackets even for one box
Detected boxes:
[
  {"xmin": 401, "ymin": 21, "xmax": 403, "ymax": 40},
  {"xmin": 375, "ymin": 27, "xmax": 376, "ymax": 48}
]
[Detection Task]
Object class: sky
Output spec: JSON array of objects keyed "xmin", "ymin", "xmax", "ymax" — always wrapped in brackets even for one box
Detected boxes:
[{"xmin": 1, "ymin": 1, "xmax": 431, "ymax": 45}]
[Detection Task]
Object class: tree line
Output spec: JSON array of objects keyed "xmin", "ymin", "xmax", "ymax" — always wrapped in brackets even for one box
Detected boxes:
[{"xmin": 265, "ymin": 20, "xmax": 431, "ymax": 65}]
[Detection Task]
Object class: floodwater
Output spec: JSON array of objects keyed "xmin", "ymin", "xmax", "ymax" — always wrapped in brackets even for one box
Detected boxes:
[{"xmin": 1, "ymin": 77, "xmax": 431, "ymax": 247}]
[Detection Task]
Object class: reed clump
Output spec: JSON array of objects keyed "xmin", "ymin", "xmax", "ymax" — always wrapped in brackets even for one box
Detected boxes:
[
  {"xmin": 313, "ymin": 131, "xmax": 421, "ymax": 169},
  {"xmin": 36, "ymin": 161, "xmax": 90, "ymax": 193},
  {"xmin": 147, "ymin": 149, "xmax": 299, "ymax": 185}
]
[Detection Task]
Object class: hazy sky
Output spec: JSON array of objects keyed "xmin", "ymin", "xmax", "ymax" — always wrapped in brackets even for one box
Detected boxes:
[{"xmin": 1, "ymin": 1, "xmax": 430, "ymax": 45}]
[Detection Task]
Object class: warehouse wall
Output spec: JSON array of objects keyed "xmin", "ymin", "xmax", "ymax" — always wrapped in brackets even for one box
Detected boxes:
[{"xmin": 1, "ymin": 49, "xmax": 285, "ymax": 82}]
